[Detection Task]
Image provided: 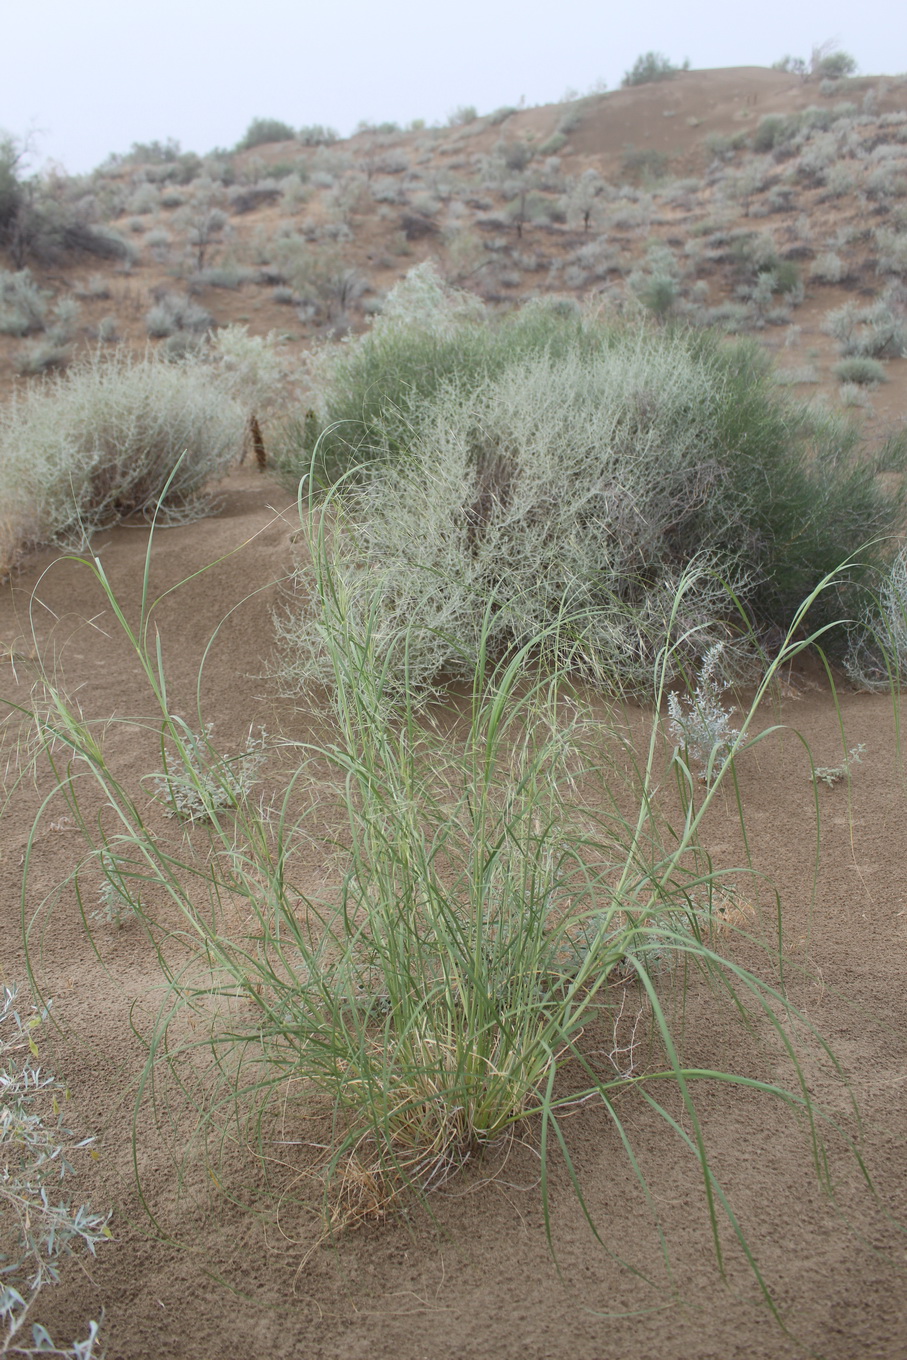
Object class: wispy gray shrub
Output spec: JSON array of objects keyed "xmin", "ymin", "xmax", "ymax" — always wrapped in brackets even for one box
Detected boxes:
[
  {"xmin": 297, "ymin": 124, "xmax": 339, "ymax": 146},
  {"xmin": 0, "ymin": 268, "xmax": 47, "ymax": 335},
  {"xmin": 848, "ymin": 545, "xmax": 907, "ymax": 687},
  {"xmin": 809, "ymin": 251, "xmax": 845, "ymax": 283},
  {"xmin": 875, "ymin": 228, "xmax": 907, "ymax": 274},
  {"xmin": 447, "ymin": 105, "xmax": 478, "ymax": 126},
  {"xmin": 228, "ymin": 181, "xmax": 282, "ymax": 214},
  {"xmin": 621, "ymin": 147, "xmax": 670, "ymax": 185},
  {"xmin": 0, "ymin": 986, "xmax": 109, "ymax": 1357},
  {"xmin": 14, "ymin": 339, "xmax": 71, "ymax": 375},
  {"xmin": 0, "ymin": 347, "xmax": 245, "ymax": 566},
  {"xmin": 278, "ymin": 271, "xmax": 904, "ymax": 691},
  {"xmin": 74, "ymin": 273, "xmax": 112, "ymax": 300},
  {"xmin": 127, "ymin": 182, "xmax": 161, "ymax": 215},
  {"xmin": 279, "ymin": 341, "xmax": 751, "ymax": 698},
  {"xmin": 145, "ymin": 290, "xmax": 212, "ymax": 338},
  {"xmin": 824, "ymin": 293, "xmax": 907, "ymax": 356},
  {"xmin": 191, "ymin": 264, "xmax": 254, "ymax": 290}
]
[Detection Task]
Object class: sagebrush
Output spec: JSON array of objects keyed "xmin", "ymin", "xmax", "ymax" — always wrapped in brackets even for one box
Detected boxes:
[
  {"xmin": 0, "ymin": 347, "xmax": 246, "ymax": 571},
  {"xmin": 277, "ymin": 267, "xmax": 904, "ymax": 698}
]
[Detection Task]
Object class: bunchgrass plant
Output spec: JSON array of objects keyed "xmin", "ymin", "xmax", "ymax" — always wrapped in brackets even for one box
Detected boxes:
[{"xmin": 15, "ymin": 492, "xmax": 875, "ymax": 1332}]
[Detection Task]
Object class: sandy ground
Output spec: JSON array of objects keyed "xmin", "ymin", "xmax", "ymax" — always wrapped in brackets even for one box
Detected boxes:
[{"xmin": 2, "ymin": 469, "xmax": 907, "ymax": 1360}]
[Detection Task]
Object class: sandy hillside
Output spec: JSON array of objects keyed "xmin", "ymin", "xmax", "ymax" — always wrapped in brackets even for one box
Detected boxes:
[{"xmin": 2, "ymin": 65, "xmax": 907, "ymax": 430}]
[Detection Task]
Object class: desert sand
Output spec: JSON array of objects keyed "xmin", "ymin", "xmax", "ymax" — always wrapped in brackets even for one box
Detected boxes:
[{"xmin": 1, "ymin": 469, "xmax": 906, "ymax": 1360}]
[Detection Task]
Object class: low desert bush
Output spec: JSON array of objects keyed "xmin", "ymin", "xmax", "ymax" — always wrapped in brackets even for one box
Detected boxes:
[
  {"xmin": 447, "ymin": 105, "xmax": 478, "ymax": 126},
  {"xmin": 824, "ymin": 295, "xmax": 907, "ymax": 357},
  {"xmin": 0, "ymin": 347, "xmax": 245, "ymax": 567},
  {"xmin": 127, "ymin": 183, "xmax": 160, "ymax": 215},
  {"xmin": 277, "ymin": 266, "xmax": 903, "ymax": 683},
  {"xmin": 145, "ymin": 291, "xmax": 212, "ymax": 338},
  {"xmin": 812, "ymin": 47, "xmax": 857, "ymax": 79},
  {"xmin": 833, "ymin": 356, "xmax": 888, "ymax": 384},
  {"xmin": 14, "ymin": 339, "xmax": 72, "ymax": 376},
  {"xmin": 875, "ymin": 228, "xmax": 907, "ymax": 275},
  {"xmin": 235, "ymin": 117, "xmax": 296, "ymax": 151},
  {"xmin": 809, "ymin": 251, "xmax": 845, "ymax": 283},
  {"xmin": 0, "ymin": 269, "xmax": 48, "ymax": 336},
  {"xmin": 622, "ymin": 52, "xmax": 688, "ymax": 86},
  {"xmin": 191, "ymin": 264, "xmax": 254, "ymax": 290},
  {"xmin": 278, "ymin": 345, "xmax": 752, "ymax": 699},
  {"xmin": 297, "ymin": 124, "xmax": 339, "ymax": 146},
  {"xmin": 621, "ymin": 147, "xmax": 670, "ymax": 185}
]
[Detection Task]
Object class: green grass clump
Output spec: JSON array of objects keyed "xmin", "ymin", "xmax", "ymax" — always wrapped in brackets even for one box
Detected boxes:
[
  {"xmin": 0, "ymin": 347, "xmax": 246, "ymax": 571},
  {"xmin": 833, "ymin": 356, "xmax": 888, "ymax": 385},
  {"xmin": 17, "ymin": 523, "xmax": 874, "ymax": 1327}
]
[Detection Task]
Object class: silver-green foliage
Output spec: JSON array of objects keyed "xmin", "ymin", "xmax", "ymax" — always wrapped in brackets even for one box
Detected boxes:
[
  {"xmin": 823, "ymin": 294, "xmax": 906, "ymax": 358},
  {"xmin": 0, "ymin": 348, "xmax": 245, "ymax": 561},
  {"xmin": 0, "ymin": 270, "xmax": 48, "ymax": 337},
  {"xmin": 152, "ymin": 721, "xmax": 267, "ymax": 821},
  {"xmin": 668, "ymin": 643, "xmax": 740, "ymax": 784},
  {"xmin": 145, "ymin": 291, "xmax": 212, "ymax": 338},
  {"xmin": 622, "ymin": 52, "xmax": 688, "ymax": 86},
  {"xmin": 279, "ymin": 334, "xmax": 756, "ymax": 700},
  {"xmin": 833, "ymin": 356, "xmax": 888, "ymax": 385},
  {"xmin": 0, "ymin": 987, "xmax": 108, "ymax": 1357},
  {"xmin": 847, "ymin": 546, "xmax": 907, "ymax": 688}
]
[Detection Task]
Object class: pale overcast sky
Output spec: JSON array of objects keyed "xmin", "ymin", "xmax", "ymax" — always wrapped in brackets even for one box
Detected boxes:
[{"xmin": 5, "ymin": 0, "xmax": 905, "ymax": 174}]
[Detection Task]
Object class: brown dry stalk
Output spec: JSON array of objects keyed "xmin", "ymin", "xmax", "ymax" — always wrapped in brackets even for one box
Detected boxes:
[{"xmin": 247, "ymin": 413, "xmax": 267, "ymax": 472}]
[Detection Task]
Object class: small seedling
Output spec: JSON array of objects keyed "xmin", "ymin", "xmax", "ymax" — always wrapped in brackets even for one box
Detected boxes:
[
  {"xmin": 152, "ymin": 723, "xmax": 267, "ymax": 821},
  {"xmin": 810, "ymin": 742, "xmax": 866, "ymax": 787},
  {"xmin": 89, "ymin": 850, "xmax": 138, "ymax": 928}
]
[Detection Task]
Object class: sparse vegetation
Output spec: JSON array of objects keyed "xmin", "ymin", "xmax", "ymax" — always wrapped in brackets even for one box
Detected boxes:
[
  {"xmin": 848, "ymin": 545, "xmax": 907, "ymax": 686},
  {"xmin": 667, "ymin": 644, "xmax": 739, "ymax": 783},
  {"xmin": 145, "ymin": 290, "xmax": 212, "ymax": 338},
  {"xmin": 812, "ymin": 47, "xmax": 857, "ymax": 80},
  {"xmin": 0, "ymin": 269, "xmax": 47, "ymax": 335},
  {"xmin": 22, "ymin": 530, "xmax": 880, "ymax": 1335},
  {"xmin": 622, "ymin": 52, "xmax": 689, "ymax": 87},
  {"xmin": 2, "ymin": 62, "xmax": 907, "ymax": 1359}
]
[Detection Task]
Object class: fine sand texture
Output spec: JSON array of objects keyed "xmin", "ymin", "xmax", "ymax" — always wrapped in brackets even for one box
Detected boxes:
[{"xmin": 2, "ymin": 469, "xmax": 907, "ymax": 1360}]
